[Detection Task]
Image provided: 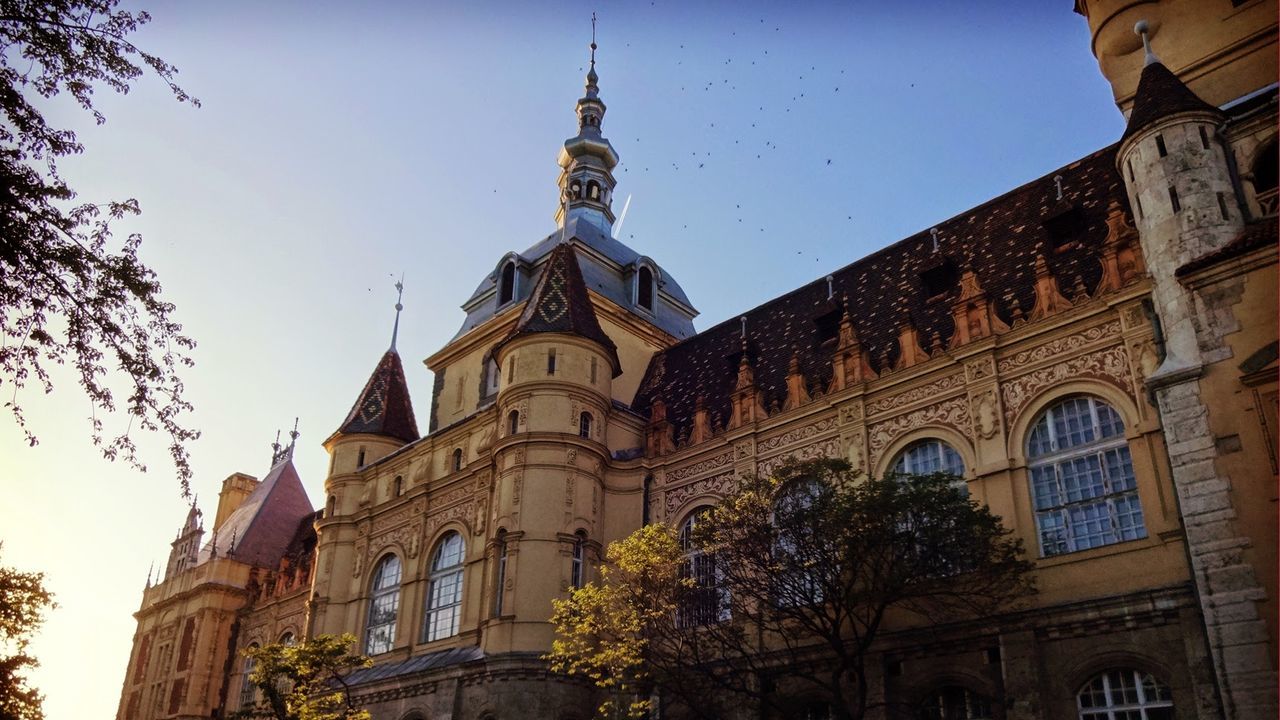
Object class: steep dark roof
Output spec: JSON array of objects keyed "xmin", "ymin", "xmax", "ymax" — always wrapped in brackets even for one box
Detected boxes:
[
  {"xmin": 343, "ymin": 646, "xmax": 485, "ymax": 686},
  {"xmin": 1123, "ymin": 61, "xmax": 1223, "ymax": 140},
  {"xmin": 633, "ymin": 145, "xmax": 1128, "ymax": 439},
  {"xmin": 201, "ymin": 457, "xmax": 314, "ymax": 568},
  {"xmin": 1176, "ymin": 217, "xmax": 1278, "ymax": 277},
  {"xmin": 495, "ymin": 241, "xmax": 622, "ymax": 375},
  {"xmin": 337, "ymin": 350, "xmax": 419, "ymax": 443}
]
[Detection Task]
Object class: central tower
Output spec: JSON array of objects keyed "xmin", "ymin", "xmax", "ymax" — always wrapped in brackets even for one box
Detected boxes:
[{"xmin": 554, "ymin": 17, "xmax": 619, "ymax": 234}]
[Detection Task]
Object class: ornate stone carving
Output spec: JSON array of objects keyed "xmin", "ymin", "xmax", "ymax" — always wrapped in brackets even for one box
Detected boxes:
[
  {"xmin": 866, "ymin": 373, "xmax": 965, "ymax": 416},
  {"xmin": 838, "ymin": 403, "xmax": 863, "ymax": 424},
  {"xmin": 353, "ymin": 540, "xmax": 367, "ymax": 578},
  {"xmin": 844, "ymin": 436, "xmax": 864, "ymax": 471},
  {"xmin": 996, "ymin": 321, "xmax": 1122, "ymax": 375},
  {"xmin": 512, "ymin": 471, "xmax": 523, "ymax": 506},
  {"xmin": 564, "ymin": 475, "xmax": 575, "ymax": 507},
  {"xmin": 668, "ymin": 450, "xmax": 734, "ymax": 483},
  {"xmin": 1000, "ymin": 345, "xmax": 1133, "ymax": 425},
  {"xmin": 1121, "ymin": 304, "xmax": 1147, "ymax": 331},
  {"xmin": 734, "ymin": 440, "xmax": 753, "ymax": 459},
  {"xmin": 425, "ymin": 501, "xmax": 475, "ymax": 538},
  {"xmin": 868, "ymin": 396, "xmax": 971, "ymax": 465},
  {"xmin": 518, "ymin": 400, "xmax": 529, "ymax": 427},
  {"xmin": 757, "ymin": 416, "xmax": 837, "ymax": 453},
  {"xmin": 434, "ymin": 484, "xmax": 471, "ymax": 509},
  {"xmin": 1129, "ymin": 338, "xmax": 1159, "ymax": 383},
  {"xmin": 372, "ymin": 504, "xmax": 415, "ymax": 534},
  {"xmin": 566, "ymin": 448, "xmax": 578, "ymax": 466},
  {"xmin": 756, "ymin": 437, "xmax": 840, "ymax": 477},
  {"xmin": 972, "ymin": 389, "xmax": 1000, "ymax": 440},
  {"xmin": 663, "ymin": 472, "xmax": 736, "ymax": 515},
  {"xmin": 965, "ymin": 357, "xmax": 994, "ymax": 382}
]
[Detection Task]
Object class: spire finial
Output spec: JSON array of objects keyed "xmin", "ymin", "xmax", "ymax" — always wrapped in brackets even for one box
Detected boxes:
[
  {"xmin": 1134, "ymin": 20, "xmax": 1160, "ymax": 66},
  {"xmin": 390, "ymin": 274, "xmax": 404, "ymax": 352},
  {"xmin": 288, "ymin": 417, "xmax": 299, "ymax": 456},
  {"xmin": 146, "ymin": 561, "xmax": 154, "ymax": 589},
  {"xmin": 930, "ymin": 227, "xmax": 940, "ymax": 253},
  {"xmin": 271, "ymin": 429, "xmax": 282, "ymax": 465},
  {"xmin": 590, "ymin": 12, "xmax": 597, "ymax": 68}
]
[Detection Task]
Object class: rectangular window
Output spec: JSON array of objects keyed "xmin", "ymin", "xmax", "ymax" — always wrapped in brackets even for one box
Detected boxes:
[
  {"xmin": 1217, "ymin": 192, "xmax": 1230, "ymax": 220},
  {"xmin": 1155, "ymin": 134, "xmax": 1167, "ymax": 157},
  {"xmin": 1135, "ymin": 194, "xmax": 1144, "ymax": 220},
  {"xmin": 547, "ymin": 348, "xmax": 557, "ymax": 375},
  {"xmin": 590, "ymin": 356, "xmax": 598, "ymax": 384},
  {"xmin": 1199, "ymin": 126, "xmax": 1211, "ymax": 150},
  {"xmin": 1126, "ymin": 158, "xmax": 1134, "ymax": 181},
  {"xmin": 506, "ymin": 356, "xmax": 515, "ymax": 384},
  {"xmin": 1169, "ymin": 186, "xmax": 1181, "ymax": 213}
]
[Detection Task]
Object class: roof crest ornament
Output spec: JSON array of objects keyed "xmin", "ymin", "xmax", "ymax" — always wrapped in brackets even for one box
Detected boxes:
[
  {"xmin": 930, "ymin": 227, "xmax": 940, "ymax": 253},
  {"xmin": 1135, "ymin": 20, "xmax": 1160, "ymax": 67},
  {"xmin": 1054, "ymin": 174, "xmax": 1065, "ymax": 201},
  {"xmin": 390, "ymin": 275, "xmax": 404, "ymax": 352},
  {"xmin": 270, "ymin": 430, "xmax": 282, "ymax": 466}
]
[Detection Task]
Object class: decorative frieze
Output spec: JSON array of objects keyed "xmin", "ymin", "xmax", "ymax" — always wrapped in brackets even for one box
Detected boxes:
[
  {"xmin": 425, "ymin": 501, "xmax": 476, "ymax": 538},
  {"xmin": 668, "ymin": 449, "xmax": 734, "ymax": 483},
  {"xmin": 866, "ymin": 373, "xmax": 965, "ymax": 416},
  {"xmin": 663, "ymin": 472, "xmax": 736, "ymax": 516},
  {"xmin": 868, "ymin": 396, "xmax": 971, "ymax": 466},
  {"xmin": 965, "ymin": 357, "xmax": 994, "ymax": 382},
  {"xmin": 1000, "ymin": 345, "xmax": 1132, "ymax": 426},
  {"xmin": 756, "ymin": 436, "xmax": 840, "ymax": 477},
  {"xmin": 756, "ymin": 416, "xmax": 837, "ymax": 453},
  {"xmin": 996, "ymin": 321, "xmax": 1121, "ymax": 375}
]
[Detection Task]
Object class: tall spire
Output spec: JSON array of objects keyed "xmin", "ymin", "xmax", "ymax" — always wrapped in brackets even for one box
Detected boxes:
[
  {"xmin": 390, "ymin": 275, "xmax": 404, "ymax": 352},
  {"xmin": 555, "ymin": 14, "xmax": 620, "ymax": 233}
]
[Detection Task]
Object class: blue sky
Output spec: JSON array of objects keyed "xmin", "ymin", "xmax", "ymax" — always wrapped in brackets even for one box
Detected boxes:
[{"xmin": 0, "ymin": 2, "xmax": 1125, "ymax": 716}]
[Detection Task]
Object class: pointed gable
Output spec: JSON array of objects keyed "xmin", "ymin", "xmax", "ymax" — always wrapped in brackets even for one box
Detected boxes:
[
  {"xmin": 1122, "ymin": 61, "xmax": 1223, "ymax": 140},
  {"xmin": 199, "ymin": 457, "xmax": 313, "ymax": 568},
  {"xmin": 337, "ymin": 350, "xmax": 419, "ymax": 443},
  {"xmin": 497, "ymin": 241, "xmax": 621, "ymax": 375}
]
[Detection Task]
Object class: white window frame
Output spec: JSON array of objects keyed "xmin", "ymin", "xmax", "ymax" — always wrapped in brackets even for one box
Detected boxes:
[
  {"xmin": 423, "ymin": 533, "xmax": 465, "ymax": 642},
  {"xmin": 676, "ymin": 509, "xmax": 730, "ymax": 627},
  {"xmin": 1076, "ymin": 668, "xmax": 1173, "ymax": 720},
  {"xmin": 364, "ymin": 555, "xmax": 401, "ymax": 655}
]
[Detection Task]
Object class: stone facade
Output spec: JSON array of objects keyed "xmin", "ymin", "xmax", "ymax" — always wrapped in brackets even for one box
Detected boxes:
[{"xmin": 118, "ymin": 2, "xmax": 1277, "ymax": 719}]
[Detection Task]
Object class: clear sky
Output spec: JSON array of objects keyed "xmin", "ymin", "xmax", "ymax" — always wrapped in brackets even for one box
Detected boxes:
[{"xmin": 0, "ymin": 1, "xmax": 1126, "ymax": 717}]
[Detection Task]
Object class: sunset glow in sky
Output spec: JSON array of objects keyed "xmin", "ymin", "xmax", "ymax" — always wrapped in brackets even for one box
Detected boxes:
[{"xmin": 0, "ymin": 2, "xmax": 1125, "ymax": 716}]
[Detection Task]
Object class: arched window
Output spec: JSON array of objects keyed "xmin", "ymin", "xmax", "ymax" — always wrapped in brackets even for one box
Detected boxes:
[
  {"xmin": 508, "ymin": 410, "xmax": 520, "ymax": 436},
  {"xmin": 892, "ymin": 439, "xmax": 965, "ymax": 477},
  {"xmin": 773, "ymin": 479, "xmax": 824, "ymax": 606},
  {"xmin": 357, "ymin": 448, "xmax": 366, "ymax": 467},
  {"xmin": 637, "ymin": 266, "xmax": 654, "ymax": 310},
  {"xmin": 919, "ymin": 687, "xmax": 992, "ymax": 720},
  {"xmin": 424, "ymin": 532, "xmax": 465, "ymax": 642},
  {"xmin": 1027, "ymin": 396, "xmax": 1145, "ymax": 557},
  {"xmin": 278, "ymin": 631, "xmax": 295, "ymax": 646},
  {"xmin": 326, "ymin": 495, "xmax": 336, "ymax": 518},
  {"xmin": 451, "ymin": 448, "xmax": 463, "ymax": 472},
  {"xmin": 1252, "ymin": 140, "xmax": 1277, "ymax": 216},
  {"xmin": 1077, "ymin": 669, "xmax": 1172, "ymax": 720},
  {"xmin": 588, "ymin": 180, "xmax": 601, "ymax": 200},
  {"xmin": 677, "ymin": 509, "xmax": 728, "ymax": 627},
  {"xmin": 493, "ymin": 529, "xmax": 508, "ymax": 617},
  {"xmin": 365, "ymin": 555, "xmax": 401, "ymax": 655},
  {"xmin": 239, "ymin": 645, "xmax": 259, "ymax": 709},
  {"xmin": 274, "ymin": 632, "xmax": 296, "ymax": 693},
  {"xmin": 571, "ymin": 530, "xmax": 588, "ymax": 589},
  {"xmin": 393, "ymin": 476, "xmax": 403, "ymax": 497},
  {"xmin": 499, "ymin": 261, "xmax": 516, "ymax": 305},
  {"xmin": 579, "ymin": 411, "xmax": 593, "ymax": 439}
]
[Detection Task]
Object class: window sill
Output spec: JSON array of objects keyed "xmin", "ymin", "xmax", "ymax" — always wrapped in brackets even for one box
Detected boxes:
[{"xmin": 1033, "ymin": 534, "xmax": 1168, "ymax": 569}]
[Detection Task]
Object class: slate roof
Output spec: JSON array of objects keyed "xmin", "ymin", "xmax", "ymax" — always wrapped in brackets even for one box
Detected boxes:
[
  {"xmin": 1123, "ymin": 60, "xmax": 1223, "ymax": 140},
  {"xmin": 495, "ymin": 241, "xmax": 622, "ymax": 375},
  {"xmin": 343, "ymin": 646, "xmax": 485, "ymax": 686},
  {"xmin": 1176, "ymin": 216, "xmax": 1278, "ymax": 277},
  {"xmin": 336, "ymin": 350, "xmax": 419, "ymax": 444},
  {"xmin": 200, "ymin": 457, "xmax": 314, "ymax": 568},
  {"xmin": 632, "ymin": 145, "xmax": 1128, "ymax": 439}
]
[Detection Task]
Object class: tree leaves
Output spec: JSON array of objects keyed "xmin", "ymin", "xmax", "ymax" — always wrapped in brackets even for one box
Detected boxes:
[
  {"xmin": 0, "ymin": 0, "xmax": 200, "ymax": 492},
  {"xmin": 0, "ymin": 544, "xmax": 56, "ymax": 720},
  {"xmin": 237, "ymin": 634, "xmax": 371, "ymax": 720}
]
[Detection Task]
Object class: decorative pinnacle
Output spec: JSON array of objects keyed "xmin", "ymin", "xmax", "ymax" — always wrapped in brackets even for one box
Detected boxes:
[
  {"xmin": 1134, "ymin": 20, "xmax": 1160, "ymax": 66},
  {"xmin": 930, "ymin": 227, "xmax": 940, "ymax": 253},
  {"xmin": 271, "ymin": 430, "xmax": 282, "ymax": 464},
  {"xmin": 288, "ymin": 417, "xmax": 299, "ymax": 453},
  {"xmin": 739, "ymin": 315, "xmax": 748, "ymax": 339},
  {"xmin": 390, "ymin": 274, "xmax": 404, "ymax": 352},
  {"xmin": 1054, "ymin": 174, "xmax": 1064, "ymax": 201},
  {"xmin": 585, "ymin": 12, "xmax": 600, "ymax": 92}
]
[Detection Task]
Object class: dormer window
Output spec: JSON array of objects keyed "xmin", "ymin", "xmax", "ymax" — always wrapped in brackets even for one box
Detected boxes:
[
  {"xmin": 1044, "ymin": 205, "xmax": 1087, "ymax": 251},
  {"xmin": 920, "ymin": 259, "xmax": 959, "ymax": 300},
  {"xmin": 499, "ymin": 262, "xmax": 516, "ymax": 305},
  {"xmin": 637, "ymin": 266, "xmax": 654, "ymax": 311}
]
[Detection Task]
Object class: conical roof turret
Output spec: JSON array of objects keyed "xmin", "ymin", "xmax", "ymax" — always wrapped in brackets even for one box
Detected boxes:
[
  {"xmin": 1122, "ymin": 26, "xmax": 1222, "ymax": 141},
  {"xmin": 494, "ymin": 242, "xmax": 621, "ymax": 376},
  {"xmin": 335, "ymin": 349, "xmax": 419, "ymax": 444}
]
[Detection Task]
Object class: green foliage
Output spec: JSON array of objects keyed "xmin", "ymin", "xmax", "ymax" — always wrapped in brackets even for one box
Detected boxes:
[
  {"xmin": 0, "ymin": 0, "xmax": 200, "ymax": 493},
  {"xmin": 548, "ymin": 459, "xmax": 1036, "ymax": 720},
  {"xmin": 0, "ymin": 545, "xmax": 56, "ymax": 720},
  {"xmin": 236, "ymin": 634, "xmax": 372, "ymax": 720}
]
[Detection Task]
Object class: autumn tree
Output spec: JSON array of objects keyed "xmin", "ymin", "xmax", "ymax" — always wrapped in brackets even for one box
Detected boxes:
[
  {"xmin": 548, "ymin": 459, "xmax": 1036, "ymax": 720},
  {"xmin": 0, "ymin": 545, "xmax": 56, "ymax": 720},
  {"xmin": 236, "ymin": 633, "xmax": 372, "ymax": 720},
  {"xmin": 0, "ymin": 0, "xmax": 200, "ymax": 492}
]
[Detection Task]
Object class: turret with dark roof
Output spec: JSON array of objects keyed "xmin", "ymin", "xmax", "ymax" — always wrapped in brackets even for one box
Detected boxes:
[
  {"xmin": 493, "ymin": 241, "xmax": 621, "ymax": 376},
  {"xmin": 1122, "ymin": 42, "xmax": 1223, "ymax": 141},
  {"xmin": 334, "ymin": 349, "xmax": 419, "ymax": 444}
]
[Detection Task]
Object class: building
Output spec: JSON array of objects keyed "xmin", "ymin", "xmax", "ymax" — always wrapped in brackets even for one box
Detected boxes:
[{"xmin": 117, "ymin": 1, "xmax": 1277, "ymax": 718}]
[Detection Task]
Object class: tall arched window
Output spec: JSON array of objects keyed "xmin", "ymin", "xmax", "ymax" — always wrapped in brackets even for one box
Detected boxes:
[
  {"xmin": 393, "ymin": 476, "xmax": 403, "ymax": 498},
  {"xmin": 677, "ymin": 508, "xmax": 727, "ymax": 627},
  {"xmin": 1077, "ymin": 669, "xmax": 1172, "ymax": 720},
  {"xmin": 493, "ymin": 530, "xmax": 508, "ymax": 617},
  {"xmin": 919, "ymin": 687, "xmax": 992, "ymax": 720},
  {"xmin": 451, "ymin": 448, "xmax": 463, "ymax": 472},
  {"xmin": 571, "ymin": 530, "xmax": 588, "ymax": 589},
  {"xmin": 365, "ymin": 555, "xmax": 401, "ymax": 655},
  {"xmin": 499, "ymin": 262, "xmax": 516, "ymax": 305},
  {"xmin": 424, "ymin": 532, "xmax": 465, "ymax": 642},
  {"xmin": 508, "ymin": 410, "xmax": 520, "ymax": 436},
  {"xmin": 773, "ymin": 479, "xmax": 824, "ymax": 606},
  {"xmin": 891, "ymin": 438, "xmax": 966, "ymax": 478},
  {"xmin": 239, "ymin": 644, "xmax": 259, "ymax": 709},
  {"xmin": 579, "ymin": 411, "xmax": 593, "ymax": 439},
  {"xmin": 1027, "ymin": 396, "xmax": 1145, "ymax": 557},
  {"xmin": 278, "ymin": 631, "xmax": 295, "ymax": 646},
  {"xmin": 637, "ymin": 266, "xmax": 654, "ymax": 310}
]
